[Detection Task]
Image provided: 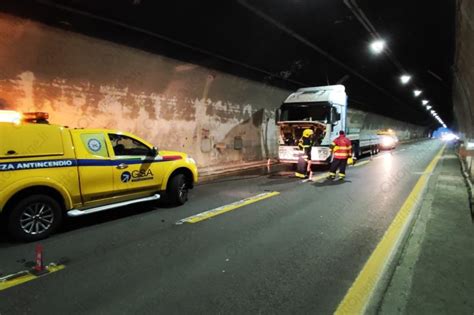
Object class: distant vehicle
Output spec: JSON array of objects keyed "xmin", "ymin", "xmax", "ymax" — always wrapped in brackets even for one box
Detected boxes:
[
  {"xmin": 0, "ymin": 111, "xmax": 198, "ymax": 241},
  {"xmin": 275, "ymin": 85, "xmax": 380, "ymax": 164},
  {"xmin": 378, "ymin": 129, "xmax": 399, "ymax": 150}
]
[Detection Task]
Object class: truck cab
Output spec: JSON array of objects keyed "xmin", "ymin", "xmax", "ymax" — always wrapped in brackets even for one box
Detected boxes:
[
  {"xmin": 0, "ymin": 111, "xmax": 198, "ymax": 241},
  {"xmin": 276, "ymin": 85, "xmax": 347, "ymax": 164}
]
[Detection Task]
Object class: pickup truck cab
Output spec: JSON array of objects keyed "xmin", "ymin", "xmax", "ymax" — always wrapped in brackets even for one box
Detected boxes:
[{"xmin": 0, "ymin": 111, "xmax": 198, "ymax": 241}]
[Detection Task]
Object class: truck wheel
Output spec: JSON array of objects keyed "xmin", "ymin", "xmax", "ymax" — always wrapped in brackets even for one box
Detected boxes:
[
  {"xmin": 166, "ymin": 174, "xmax": 188, "ymax": 206},
  {"xmin": 353, "ymin": 142, "xmax": 361, "ymax": 158},
  {"xmin": 7, "ymin": 195, "xmax": 62, "ymax": 242}
]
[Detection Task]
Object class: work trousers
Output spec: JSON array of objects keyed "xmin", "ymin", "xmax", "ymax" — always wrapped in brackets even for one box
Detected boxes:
[{"xmin": 329, "ymin": 158, "xmax": 348, "ymax": 175}]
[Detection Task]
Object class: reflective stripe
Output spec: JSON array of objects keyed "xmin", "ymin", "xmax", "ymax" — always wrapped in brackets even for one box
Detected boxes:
[{"xmin": 338, "ymin": 146, "xmax": 352, "ymax": 150}]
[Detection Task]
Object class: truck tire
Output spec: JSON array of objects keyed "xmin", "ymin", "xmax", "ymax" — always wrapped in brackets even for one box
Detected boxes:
[
  {"xmin": 7, "ymin": 195, "xmax": 62, "ymax": 242},
  {"xmin": 166, "ymin": 174, "xmax": 188, "ymax": 206},
  {"xmin": 353, "ymin": 142, "xmax": 361, "ymax": 158}
]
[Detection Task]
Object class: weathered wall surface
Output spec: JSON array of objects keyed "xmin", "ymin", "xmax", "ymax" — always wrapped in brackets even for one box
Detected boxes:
[
  {"xmin": 0, "ymin": 13, "xmax": 290, "ymax": 168},
  {"xmin": 453, "ymin": 0, "xmax": 474, "ymax": 139},
  {"xmin": 0, "ymin": 13, "xmax": 426, "ymax": 168}
]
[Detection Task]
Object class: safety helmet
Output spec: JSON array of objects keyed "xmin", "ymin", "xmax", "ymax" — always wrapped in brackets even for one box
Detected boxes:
[{"xmin": 302, "ymin": 129, "xmax": 314, "ymax": 138}]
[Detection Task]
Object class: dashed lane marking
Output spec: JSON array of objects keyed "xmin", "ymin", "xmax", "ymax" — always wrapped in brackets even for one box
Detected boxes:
[
  {"xmin": 0, "ymin": 264, "xmax": 65, "ymax": 292},
  {"xmin": 175, "ymin": 191, "xmax": 280, "ymax": 224}
]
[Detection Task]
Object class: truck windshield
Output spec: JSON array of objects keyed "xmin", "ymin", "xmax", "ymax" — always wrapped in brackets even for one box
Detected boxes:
[{"xmin": 280, "ymin": 102, "xmax": 331, "ymax": 122}]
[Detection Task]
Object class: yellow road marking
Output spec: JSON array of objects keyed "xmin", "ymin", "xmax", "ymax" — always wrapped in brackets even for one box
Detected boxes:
[
  {"xmin": 0, "ymin": 264, "xmax": 66, "ymax": 292},
  {"xmin": 352, "ymin": 160, "xmax": 370, "ymax": 167},
  {"xmin": 334, "ymin": 145, "xmax": 445, "ymax": 315},
  {"xmin": 176, "ymin": 191, "xmax": 280, "ymax": 224}
]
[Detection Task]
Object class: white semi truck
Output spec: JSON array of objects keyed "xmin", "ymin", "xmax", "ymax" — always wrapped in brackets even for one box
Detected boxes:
[{"xmin": 276, "ymin": 85, "xmax": 380, "ymax": 164}]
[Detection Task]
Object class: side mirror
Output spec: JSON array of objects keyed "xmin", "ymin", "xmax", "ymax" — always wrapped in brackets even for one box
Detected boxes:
[
  {"xmin": 275, "ymin": 108, "xmax": 281, "ymax": 124},
  {"xmin": 149, "ymin": 146, "xmax": 158, "ymax": 156},
  {"xmin": 331, "ymin": 107, "xmax": 341, "ymax": 124}
]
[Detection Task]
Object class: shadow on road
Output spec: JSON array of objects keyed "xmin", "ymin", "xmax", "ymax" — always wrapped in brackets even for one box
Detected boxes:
[
  {"xmin": 312, "ymin": 179, "xmax": 352, "ymax": 187},
  {"xmin": 0, "ymin": 201, "xmax": 172, "ymax": 246}
]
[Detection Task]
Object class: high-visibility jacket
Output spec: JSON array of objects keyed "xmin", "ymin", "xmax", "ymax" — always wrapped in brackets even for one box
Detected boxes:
[
  {"xmin": 298, "ymin": 136, "xmax": 313, "ymax": 150},
  {"xmin": 298, "ymin": 136, "xmax": 314, "ymax": 159},
  {"xmin": 331, "ymin": 135, "xmax": 352, "ymax": 160}
]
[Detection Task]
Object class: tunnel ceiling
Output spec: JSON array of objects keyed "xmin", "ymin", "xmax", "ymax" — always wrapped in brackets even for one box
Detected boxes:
[{"xmin": 1, "ymin": 0, "xmax": 456, "ymax": 127}]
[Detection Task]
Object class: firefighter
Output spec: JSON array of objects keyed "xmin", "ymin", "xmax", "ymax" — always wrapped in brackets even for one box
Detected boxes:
[
  {"xmin": 328, "ymin": 130, "xmax": 353, "ymax": 180},
  {"xmin": 295, "ymin": 128, "xmax": 314, "ymax": 178}
]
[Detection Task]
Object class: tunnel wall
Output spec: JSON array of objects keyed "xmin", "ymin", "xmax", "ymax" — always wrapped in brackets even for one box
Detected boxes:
[
  {"xmin": 453, "ymin": 0, "xmax": 474, "ymax": 139},
  {"xmin": 0, "ymin": 13, "xmax": 425, "ymax": 169}
]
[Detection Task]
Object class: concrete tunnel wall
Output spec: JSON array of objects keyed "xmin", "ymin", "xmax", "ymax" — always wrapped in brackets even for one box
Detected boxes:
[
  {"xmin": 454, "ymin": 0, "xmax": 474, "ymax": 180},
  {"xmin": 453, "ymin": 0, "xmax": 474, "ymax": 139},
  {"xmin": 0, "ymin": 13, "xmax": 426, "ymax": 169}
]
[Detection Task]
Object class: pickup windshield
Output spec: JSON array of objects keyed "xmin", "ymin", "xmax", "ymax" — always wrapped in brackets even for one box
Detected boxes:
[{"xmin": 280, "ymin": 102, "xmax": 331, "ymax": 123}]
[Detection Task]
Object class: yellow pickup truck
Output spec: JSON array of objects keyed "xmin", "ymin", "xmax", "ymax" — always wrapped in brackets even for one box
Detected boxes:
[{"xmin": 0, "ymin": 111, "xmax": 198, "ymax": 241}]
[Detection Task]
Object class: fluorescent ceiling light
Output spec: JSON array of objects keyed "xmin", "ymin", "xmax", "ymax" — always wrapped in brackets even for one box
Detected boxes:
[
  {"xmin": 370, "ymin": 40, "xmax": 385, "ymax": 54},
  {"xmin": 400, "ymin": 75, "xmax": 412, "ymax": 84}
]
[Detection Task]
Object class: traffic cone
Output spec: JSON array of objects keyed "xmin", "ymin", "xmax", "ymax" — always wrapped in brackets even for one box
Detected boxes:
[{"xmin": 33, "ymin": 244, "xmax": 48, "ymax": 275}]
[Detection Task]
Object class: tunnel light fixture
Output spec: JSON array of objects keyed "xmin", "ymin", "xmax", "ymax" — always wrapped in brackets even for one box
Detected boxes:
[
  {"xmin": 426, "ymin": 105, "xmax": 432, "ymax": 110},
  {"xmin": 370, "ymin": 40, "xmax": 386, "ymax": 54},
  {"xmin": 422, "ymin": 100, "xmax": 429, "ymax": 105},
  {"xmin": 400, "ymin": 75, "xmax": 412, "ymax": 84},
  {"xmin": 413, "ymin": 90, "xmax": 422, "ymax": 97}
]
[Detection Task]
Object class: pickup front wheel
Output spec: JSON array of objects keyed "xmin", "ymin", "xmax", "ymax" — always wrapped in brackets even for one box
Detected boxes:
[
  {"xmin": 7, "ymin": 195, "xmax": 62, "ymax": 242},
  {"xmin": 166, "ymin": 174, "xmax": 189, "ymax": 206}
]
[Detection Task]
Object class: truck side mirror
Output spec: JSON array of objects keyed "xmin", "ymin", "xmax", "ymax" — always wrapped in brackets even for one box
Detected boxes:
[{"xmin": 331, "ymin": 107, "xmax": 341, "ymax": 123}]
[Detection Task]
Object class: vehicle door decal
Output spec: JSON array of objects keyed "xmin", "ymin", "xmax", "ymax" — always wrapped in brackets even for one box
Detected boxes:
[
  {"xmin": 0, "ymin": 156, "xmax": 181, "ymax": 171},
  {"xmin": 120, "ymin": 169, "xmax": 154, "ymax": 183},
  {"xmin": 0, "ymin": 159, "xmax": 77, "ymax": 171}
]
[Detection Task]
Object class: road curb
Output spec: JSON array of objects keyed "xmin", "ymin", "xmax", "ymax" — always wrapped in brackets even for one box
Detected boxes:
[{"xmin": 457, "ymin": 151, "xmax": 474, "ymax": 219}]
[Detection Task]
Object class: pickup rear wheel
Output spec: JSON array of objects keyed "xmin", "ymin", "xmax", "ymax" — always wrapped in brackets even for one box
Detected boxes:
[
  {"xmin": 7, "ymin": 195, "xmax": 62, "ymax": 242},
  {"xmin": 166, "ymin": 174, "xmax": 188, "ymax": 206}
]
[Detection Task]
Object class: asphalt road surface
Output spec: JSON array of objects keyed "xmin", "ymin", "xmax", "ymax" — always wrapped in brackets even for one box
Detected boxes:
[{"xmin": 0, "ymin": 140, "xmax": 443, "ymax": 314}]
